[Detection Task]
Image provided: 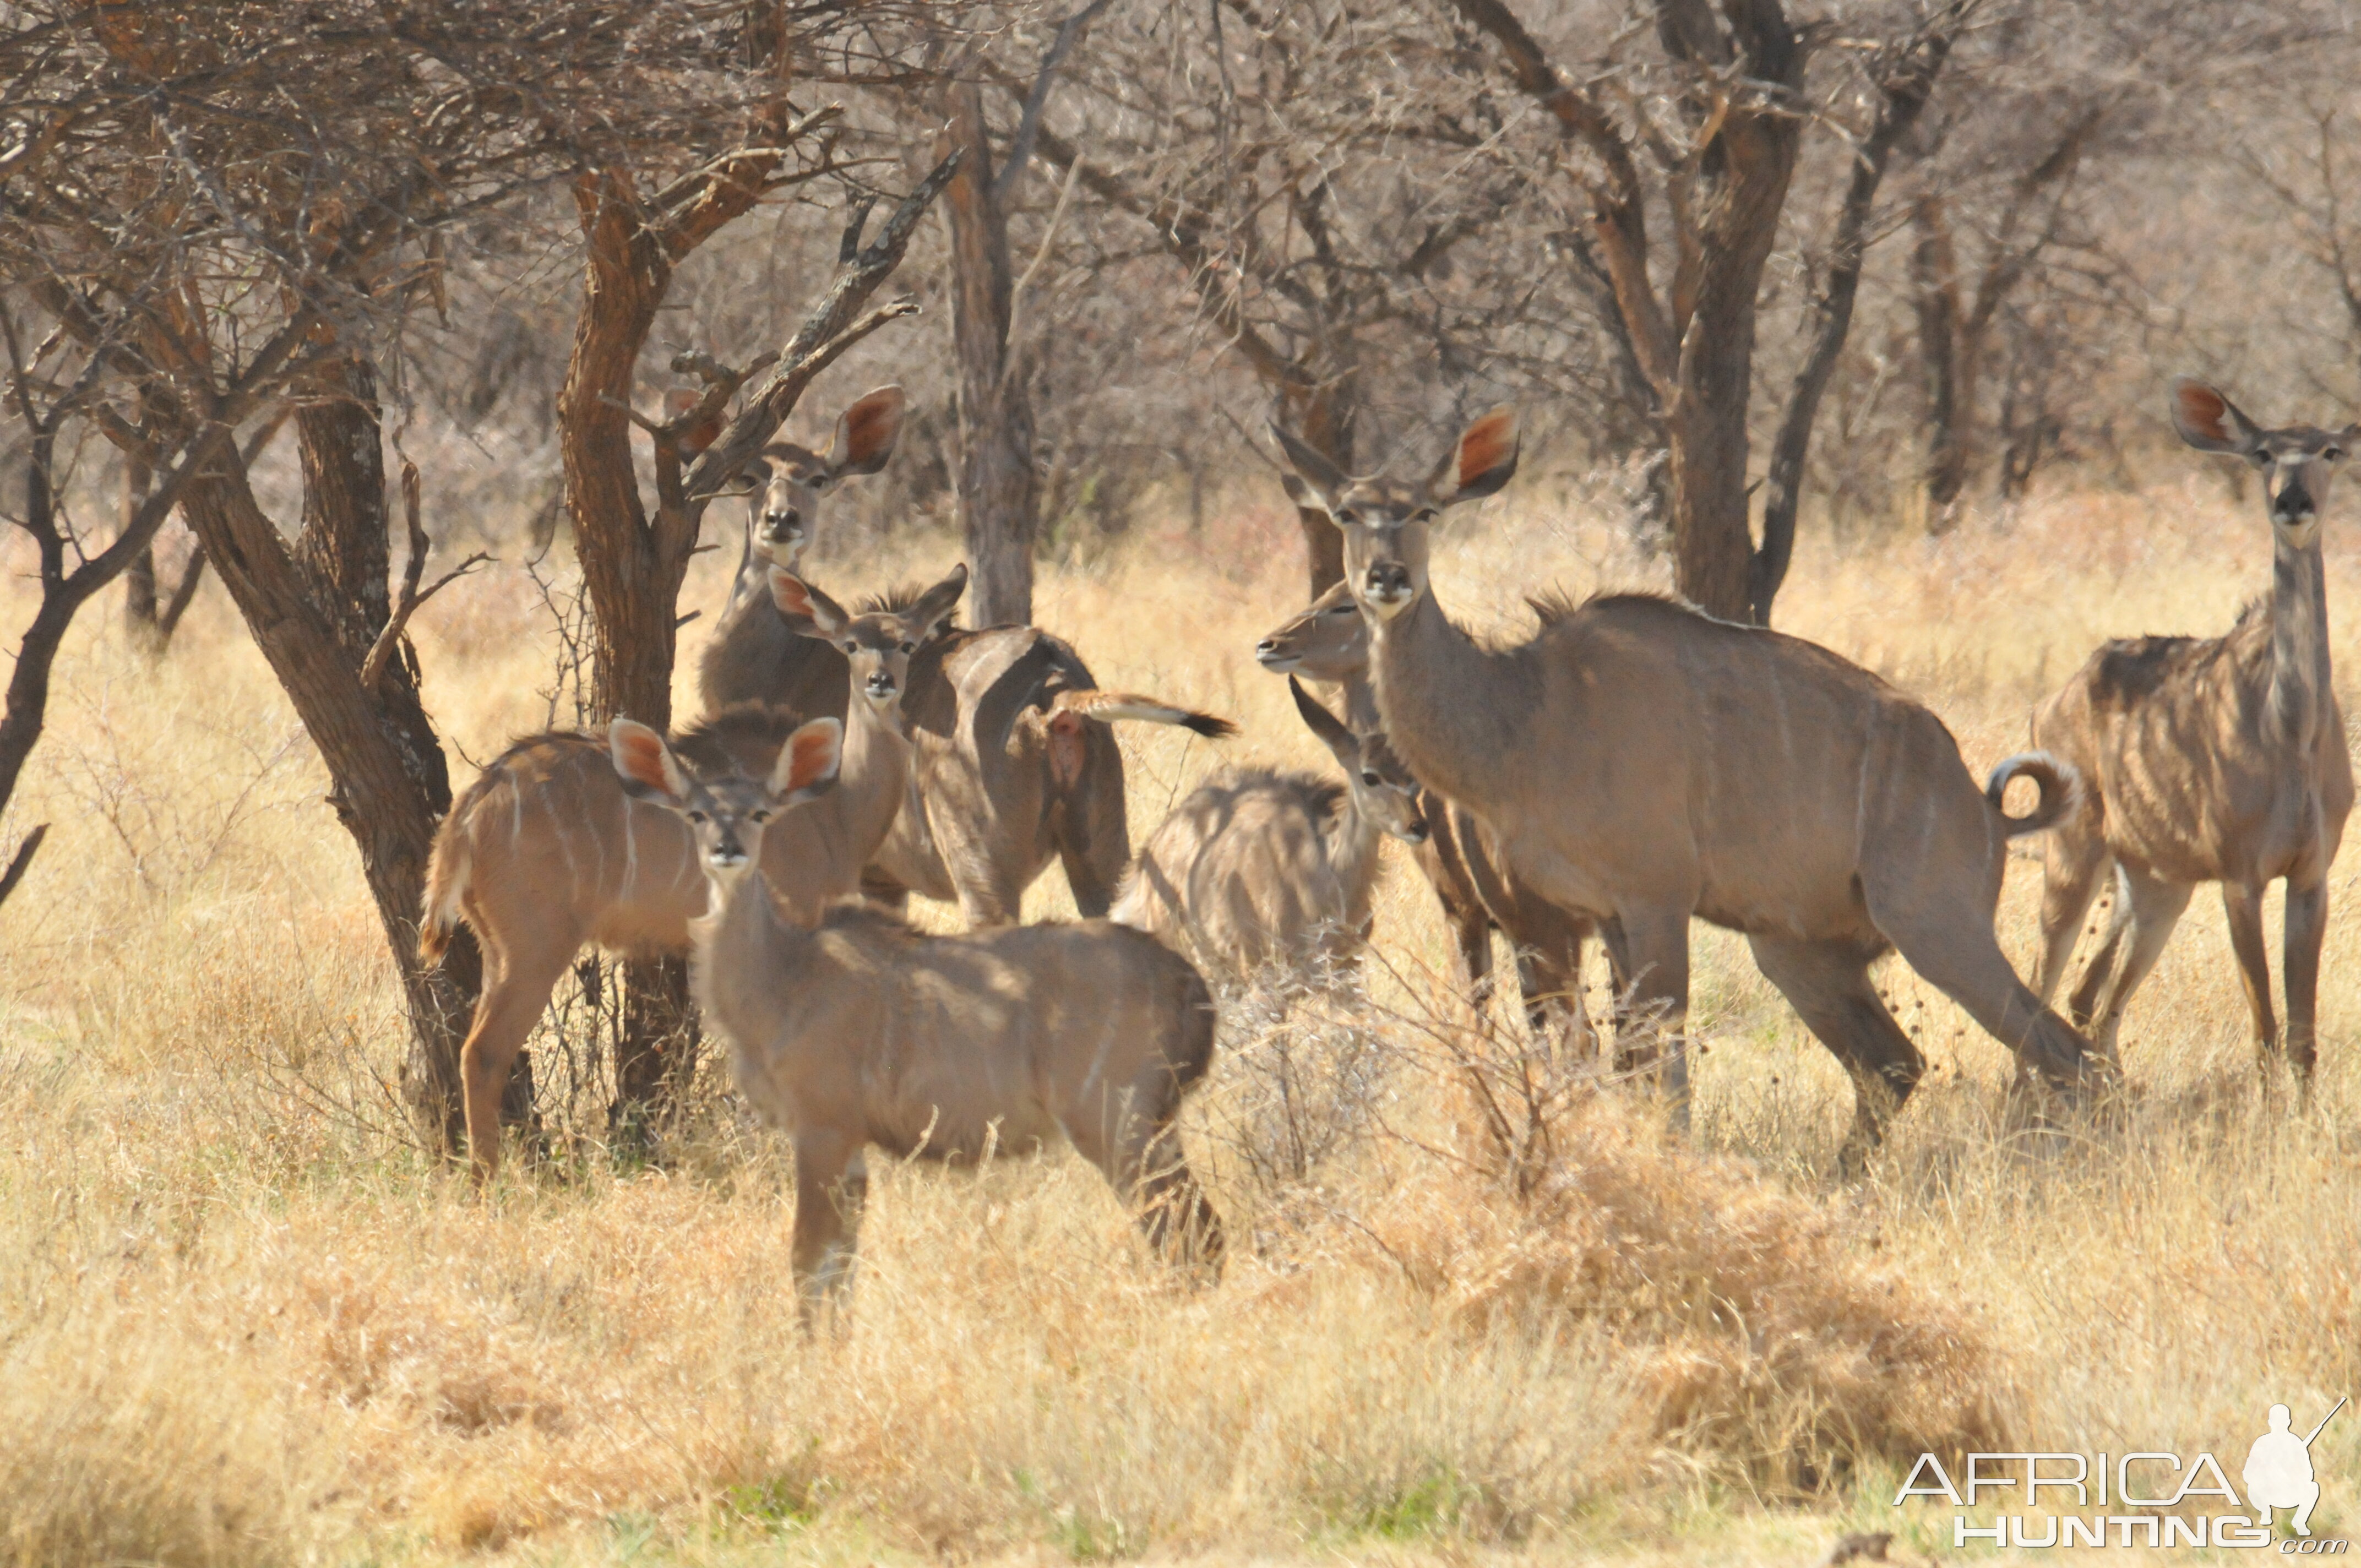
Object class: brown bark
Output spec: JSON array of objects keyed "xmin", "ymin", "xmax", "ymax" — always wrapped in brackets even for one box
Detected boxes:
[
  {"xmin": 173, "ymin": 353, "xmax": 501, "ymax": 1153},
  {"xmin": 1911, "ymin": 193, "xmax": 1972, "ymax": 529},
  {"xmin": 122, "ymin": 447, "xmax": 158, "ymax": 646},
  {"xmin": 1454, "ymin": 0, "xmax": 1805, "ymax": 623},
  {"xmin": 941, "ymin": 81, "xmax": 1041, "ymax": 627}
]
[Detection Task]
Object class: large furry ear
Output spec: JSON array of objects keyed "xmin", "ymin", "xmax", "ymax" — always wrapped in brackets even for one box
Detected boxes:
[
  {"xmin": 770, "ymin": 716, "xmax": 844, "ymax": 801},
  {"xmin": 909, "ymin": 562, "xmax": 969, "ymax": 641},
  {"xmin": 1270, "ymin": 424, "xmax": 1350, "ymax": 516},
  {"xmin": 2172, "ymin": 379, "xmax": 2264, "ymax": 455},
  {"xmin": 1428, "ymin": 407, "xmax": 1520, "ymax": 506},
  {"xmin": 824, "ymin": 386, "xmax": 905, "ymax": 481},
  {"xmin": 610, "ymin": 718, "xmax": 693, "ymax": 806},
  {"xmin": 770, "ymin": 568, "xmax": 851, "ymax": 639},
  {"xmin": 1288, "ymin": 676, "xmax": 1356, "ymax": 766}
]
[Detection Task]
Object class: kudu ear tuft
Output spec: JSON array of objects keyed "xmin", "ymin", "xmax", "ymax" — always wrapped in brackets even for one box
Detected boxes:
[
  {"xmin": 611, "ymin": 718, "xmax": 691, "ymax": 805},
  {"xmin": 827, "ymin": 386, "xmax": 906, "ymax": 480},
  {"xmin": 1270, "ymin": 423, "xmax": 1349, "ymax": 515},
  {"xmin": 773, "ymin": 716, "xmax": 844, "ymax": 799},
  {"xmin": 2172, "ymin": 379, "xmax": 2261, "ymax": 455},
  {"xmin": 1430, "ymin": 407, "xmax": 1520, "ymax": 505},
  {"xmin": 1288, "ymin": 676, "xmax": 1356, "ymax": 761},
  {"xmin": 770, "ymin": 568, "xmax": 849, "ymax": 637}
]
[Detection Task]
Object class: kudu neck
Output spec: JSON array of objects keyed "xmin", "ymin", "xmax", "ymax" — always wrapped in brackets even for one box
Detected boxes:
[
  {"xmin": 2268, "ymin": 532, "xmax": 2333, "ymax": 752},
  {"xmin": 1339, "ymin": 668, "xmax": 1381, "ymax": 733},
  {"xmin": 1366, "ymin": 591, "xmax": 1538, "ymax": 810}
]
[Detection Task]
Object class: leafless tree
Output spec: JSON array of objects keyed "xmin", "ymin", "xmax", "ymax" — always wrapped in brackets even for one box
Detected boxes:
[{"xmin": 0, "ymin": 1, "xmax": 964, "ymax": 1150}]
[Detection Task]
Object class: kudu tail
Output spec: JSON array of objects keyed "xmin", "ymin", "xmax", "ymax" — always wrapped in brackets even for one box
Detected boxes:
[
  {"xmin": 1048, "ymin": 688, "xmax": 1238, "ymax": 739},
  {"xmin": 417, "ymin": 805, "xmax": 476, "ymax": 965},
  {"xmin": 1985, "ymin": 751, "xmax": 2081, "ymax": 837}
]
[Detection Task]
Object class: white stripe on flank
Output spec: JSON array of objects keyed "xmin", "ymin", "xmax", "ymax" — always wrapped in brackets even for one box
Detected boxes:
[
  {"xmin": 541, "ymin": 781, "xmax": 580, "ymax": 896},
  {"xmin": 621, "ymin": 796, "xmax": 639, "ymax": 896}
]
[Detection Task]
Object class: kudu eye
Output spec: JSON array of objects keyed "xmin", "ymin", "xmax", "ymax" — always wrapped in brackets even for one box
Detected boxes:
[
  {"xmin": 685, "ymin": 809, "xmax": 708, "ymax": 825},
  {"xmin": 899, "ymin": 640, "xmax": 916, "ymax": 654},
  {"xmin": 842, "ymin": 640, "xmax": 858, "ymax": 654},
  {"xmin": 749, "ymin": 807, "xmax": 775, "ymax": 825},
  {"xmin": 2326, "ymin": 447, "xmax": 2345, "ymax": 464},
  {"xmin": 1361, "ymin": 770, "xmax": 1381, "ymax": 787}
]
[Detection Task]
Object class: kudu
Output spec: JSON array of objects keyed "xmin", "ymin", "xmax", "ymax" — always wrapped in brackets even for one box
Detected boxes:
[
  {"xmin": 1111, "ymin": 676, "xmax": 1428, "ymax": 981},
  {"xmin": 2025, "ymin": 380, "xmax": 2356, "ymax": 1079},
  {"xmin": 1274, "ymin": 409, "xmax": 2093, "ymax": 1167},
  {"xmin": 420, "ymin": 564, "xmax": 967, "ymax": 1178},
  {"xmin": 1256, "ymin": 579, "xmax": 1613, "ymax": 1044},
  {"xmin": 707, "ymin": 557, "xmax": 1238, "ymax": 925},
  {"xmin": 608, "ymin": 715, "xmax": 1223, "ymax": 1320},
  {"xmin": 701, "ymin": 384, "xmax": 909, "ymax": 712}
]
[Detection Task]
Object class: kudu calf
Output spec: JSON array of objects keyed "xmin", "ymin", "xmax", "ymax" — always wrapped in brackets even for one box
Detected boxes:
[
  {"xmin": 1256, "ymin": 580, "xmax": 1612, "ymax": 1043},
  {"xmin": 704, "ymin": 385, "xmax": 907, "ymax": 687},
  {"xmin": 707, "ymin": 556, "xmax": 1237, "ymax": 925},
  {"xmin": 2025, "ymin": 380, "xmax": 2357, "ymax": 1079},
  {"xmin": 1112, "ymin": 677, "xmax": 1427, "ymax": 981},
  {"xmin": 609, "ymin": 715, "xmax": 1223, "ymax": 1320},
  {"xmin": 1275, "ymin": 410, "xmax": 2092, "ymax": 1168},
  {"xmin": 420, "ymin": 565, "xmax": 967, "ymax": 1178}
]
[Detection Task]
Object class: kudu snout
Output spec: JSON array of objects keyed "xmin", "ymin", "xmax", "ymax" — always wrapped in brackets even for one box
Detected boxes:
[
  {"xmin": 2273, "ymin": 473, "xmax": 2316, "ymax": 525},
  {"xmin": 761, "ymin": 507, "xmax": 804, "ymax": 546},
  {"xmin": 1253, "ymin": 635, "xmax": 1296, "ymax": 668},
  {"xmin": 863, "ymin": 668, "xmax": 898, "ymax": 701},
  {"xmin": 1363, "ymin": 560, "xmax": 1412, "ymax": 605}
]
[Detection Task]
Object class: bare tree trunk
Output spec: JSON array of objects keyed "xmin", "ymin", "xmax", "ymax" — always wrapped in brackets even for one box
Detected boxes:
[
  {"xmin": 122, "ymin": 447, "xmax": 159, "ymax": 648},
  {"xmin": 1911, "ymin": 194, "xmax": 1972, "ymax": 532},
  {"xmin": 557, "ymin": 168, "xmax": 704, "ymax": 1144},
  {"xmin": 1753, "ymin": 25, "xmax": 1952, "ymax": 623},
  {"xmin": 942, "ymin": 81, "xmax": 1040, "ymax": 627},
  {"xmin": 175, "ymin": 354, "xmax": 498, "ymax": 1154},
  {"xmin": 1290, "ymin": 384, "xmax": 1357, "ymax": 596}
]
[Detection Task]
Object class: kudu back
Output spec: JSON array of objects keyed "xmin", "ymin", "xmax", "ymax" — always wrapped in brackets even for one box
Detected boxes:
[
  {"xmin": 1275, "ymin": 408, "xmax": 2092, "ymax": 1169},
  {"xmin": 420, "ymin": 565, "xmax": 966, "ymax": 1177},
  {"xmin": 2025, "ymin": 380, "xmax": 2356, "ymax": 1079},
  {"xmin": 608, "ymin": 715, "xmax": 1223, "ymax": 1320},
  {"xmin": 1112, "ymin": 676, "xmax": 1427, "ymax": 981}
]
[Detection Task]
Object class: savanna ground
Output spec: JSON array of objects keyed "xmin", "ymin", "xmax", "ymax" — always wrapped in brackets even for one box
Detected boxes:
[{"xmin": 2, "ymin": 466, "xmax": 2357, "ymax": 1567}]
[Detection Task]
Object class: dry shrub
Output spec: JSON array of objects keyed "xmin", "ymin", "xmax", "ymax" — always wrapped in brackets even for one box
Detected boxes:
[
  {"xmin": 1360, "ymin": 1093, "xmax": 2014, "ymax": 1496},
  {"xmin": 0, "ymin": 1303, "xmax": 335, "ymax": 1568}
]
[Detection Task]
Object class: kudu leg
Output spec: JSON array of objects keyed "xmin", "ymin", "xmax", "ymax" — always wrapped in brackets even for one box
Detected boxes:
[
  {"xmin": 1614, "ymin": 908, "xmax": 1693, "ymax": 1129},
  {"xmin": 459, "ymin": 943, "xmax": 576, "ymax": 1180},
  {"xmin": 790, "ymin": 1130, "xmax": 866, "ymax": 1326},
  {"xmin": 2034, "ymin": 832, "xmax": 2113, "ymax": 1007},
  {"xmin": 2284, "ymin": 879, "xmax": 2329, "ymax": 1085},
  {"xmin": 2222, "ymin": 883, "xmax": 2281, "ymax": 1061},
  {"xmin": 2079, "ymin": 868, "xmax": 2192, "ymax": 1066},
  {"xmin": 1866, "ymin": 880, "xmax": 2090, "ymax": 1094},
  {"xmin": 1069, "ymin": 1093, "xmax": 1223, "ymax": 1275},
  {"xmin": 1748, "ymin": 935, "xmax": 1923, "ymax": 1176}
]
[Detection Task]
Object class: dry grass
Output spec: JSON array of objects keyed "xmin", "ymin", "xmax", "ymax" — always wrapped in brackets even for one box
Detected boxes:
[{"xmin": 2, "ymin": 472, "xmax": 2358, "ymax": 1565}]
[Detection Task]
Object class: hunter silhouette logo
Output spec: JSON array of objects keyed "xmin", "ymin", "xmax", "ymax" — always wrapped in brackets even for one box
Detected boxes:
[
  {"xmin": 2249, "ymin": 1400, "xmax": 2346, "ymax": 1539},
  {"xmin": 1896, "ymin": 1396, "xmax": 2348, "ymax": 1550}
]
